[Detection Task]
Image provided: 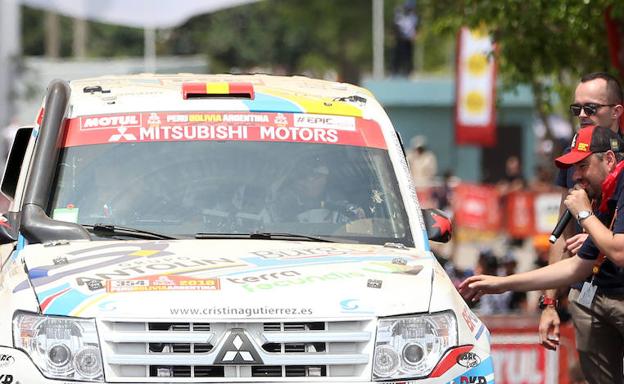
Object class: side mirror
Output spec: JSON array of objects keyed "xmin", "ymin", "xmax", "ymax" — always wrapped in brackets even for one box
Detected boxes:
[
  {"xmin": 0, "ymin": 211, "xmax": 19, "ymax": 244},
  {"xmin": 422, "ymin": 208, "xmax": 452, "ymax": 243}
]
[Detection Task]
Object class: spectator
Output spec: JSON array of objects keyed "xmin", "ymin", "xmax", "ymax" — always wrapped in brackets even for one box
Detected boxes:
[
  {"xmin": 496, "ymin": 155, "xmax": 526, "ymax": 196},
  {"xmin": 406, "ymin": 135, "xmax": 437, "ymax": 188},
  {"xmin": 472, "ymin": 249, "xmax": 506, "ymax": 315},
  {"xmin": 497, "ymin": 155, "xmax": 527, "ymax": 248},
  {"xmin": 431, "ymin": 169, "xmax": 456, "ymax": 215},
  {"xmin": 391, "ymin": 0, "xmax": 419, "ymax": 76},
  {"xmin": 460, "ymin": 125, "xmax": 624, "ymax": 383},
  {"xmin": 539, "ymin": 73, "xmax": 623, "ymax": 370},
  {"xmin": 529, "ymin": 164, "xmax": 557, "ymax": 193},
  {"xmin": 500, "ymin": 251, "xmax": 528, "ymax": 313}
]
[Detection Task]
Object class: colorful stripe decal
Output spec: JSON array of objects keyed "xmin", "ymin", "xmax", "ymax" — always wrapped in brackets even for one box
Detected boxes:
[
  {"xmin": 259, "ymin": 89, "xmax": 362, "ymax": 117},
  {"xmin": 40, "ymin": 287, "xmax": 71, "ymax": 312},
  {"xmin": 243, "ymin": 92, "xmax": 303, "ymax": 113},
  {"xmin": 44, "ymin": 288, "xmax": 90, "ymax": 315}
]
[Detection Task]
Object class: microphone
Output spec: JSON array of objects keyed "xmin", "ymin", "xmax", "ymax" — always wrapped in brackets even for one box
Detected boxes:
[{"xmin": 549, "ymin": 210, "xmax": 573, "ymax": 244}]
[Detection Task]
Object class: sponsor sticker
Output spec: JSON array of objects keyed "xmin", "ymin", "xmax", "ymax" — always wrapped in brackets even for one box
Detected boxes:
[
  {"xmin": 81, "ymin": 113, "xmax": 142, "ymax": 130},
  {"xmin": 293, "ymin": 113, "xmax": 355, "ymax": 131},
  {"xmin": 457, "ymin": 351, "xmax": 481, "ymax": 368},
  {"xmin": 0, "ymin": 354, "xmax": 15, "ymax": 368},
  {"xmin": 52, "ymin": 207, "xmax": 79, "ymax": 223},
  {"xmin": 367, "ymin": 279, "xmax": 383, "ymax": 289},
  {"xmin": 460, "ymin": 376, "xmax": 487, "ymax": 384},
  {"xmin": 64, "ymin": 112, "xmax": 385, "ymax": 149},
  {"xmin": 106, "ymin": 275, "xmax": 220, "ymax": 292},
  {"xmin": 462, "ymin": 306, "xmax": 481, "ymax": 334}
]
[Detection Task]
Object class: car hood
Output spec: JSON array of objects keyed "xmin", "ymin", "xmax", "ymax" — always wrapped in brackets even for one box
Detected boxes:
[{"xmin": 15, "ymin": 239, "xmax": 434, "ymax": 319}]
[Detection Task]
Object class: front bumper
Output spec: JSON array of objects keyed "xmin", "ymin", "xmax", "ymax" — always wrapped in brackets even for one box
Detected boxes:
[{"xmin": 0, "ymin": 345, "xmax": 494, "ymax": 383}]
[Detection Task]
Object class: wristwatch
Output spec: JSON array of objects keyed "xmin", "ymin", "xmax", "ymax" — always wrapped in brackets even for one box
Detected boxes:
[
  {"xmin": 577, "ymin": 210, "xmax": 593, "ymax": 222},
  {"xmin": 538, "ymin": 295, "xmax": 558, "ymax": 310}
]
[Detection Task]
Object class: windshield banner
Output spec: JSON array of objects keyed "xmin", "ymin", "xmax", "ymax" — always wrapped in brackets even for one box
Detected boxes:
[{"xmin": 63, "ymin": 112, "xmax": 387, "ymax": 149}]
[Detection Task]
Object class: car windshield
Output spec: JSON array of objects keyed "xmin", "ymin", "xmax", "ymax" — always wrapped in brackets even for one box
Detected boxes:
[{"xmin": 46, "ymin": 112, "xmax": 413, "ymax": 246}]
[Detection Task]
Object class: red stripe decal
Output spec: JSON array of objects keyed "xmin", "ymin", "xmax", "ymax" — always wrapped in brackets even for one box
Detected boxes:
[{"xmin": 40, "ymin": 288, "xmax": 71, "ymax": 312}]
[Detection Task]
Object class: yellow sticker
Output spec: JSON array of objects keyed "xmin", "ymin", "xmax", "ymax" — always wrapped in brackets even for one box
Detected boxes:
[
  {"xmin": 129, "ymin": 250, "xmax": 160, "ymax": 257},
  {"xmin": 577, "ymin": 143, "xmax": 589, "ymax": 151}
]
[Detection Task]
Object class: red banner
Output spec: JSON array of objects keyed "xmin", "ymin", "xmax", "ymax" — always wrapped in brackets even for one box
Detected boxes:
[
  {"xmin": 484, "ymin": 315, "xmax": 577, "ymax": 384},
  {"xmin": 505, "ymin": 192, "xmax": 535, "ymax": 238},
  {"xmin": 606, "ymin": 7, "xmax": 624, "ymax": 81},
  {"xmin": 455, "ymin": 27, "xmax": 497, "ymax": 147},
  {"xmin": 453, "ymin": 183, "xmax": 500, "ymax": 231}
]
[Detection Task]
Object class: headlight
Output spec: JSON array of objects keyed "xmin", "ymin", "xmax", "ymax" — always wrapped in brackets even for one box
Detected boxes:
[
  {"xmin": 373, "ymin": 311, "xmax": 457, "ymax": 380},
  {"xmin": 13, "ymin": 312, "xmax": 103, "ymax": 382}
]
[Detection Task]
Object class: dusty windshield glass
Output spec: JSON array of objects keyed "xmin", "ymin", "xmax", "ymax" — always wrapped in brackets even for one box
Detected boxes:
[{"xmin": 48, "ymin": 140, "xmax": 412, "ymax": 246}]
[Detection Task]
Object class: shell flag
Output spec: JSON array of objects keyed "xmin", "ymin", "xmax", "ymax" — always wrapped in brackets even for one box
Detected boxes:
[{"xmin": 455, "ymin": 27, "xmax": 497, "ymax": 147}]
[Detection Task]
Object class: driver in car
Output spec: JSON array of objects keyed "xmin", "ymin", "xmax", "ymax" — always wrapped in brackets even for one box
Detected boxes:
[{"xmin": 277, "ymin": 160, "xmax": 365, "ymax": 223}]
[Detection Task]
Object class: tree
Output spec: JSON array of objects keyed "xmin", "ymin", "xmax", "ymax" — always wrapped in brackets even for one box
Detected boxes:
[
  {"xmin": 428, "ymin": 0, "xmax": 624, "ymax": 141},
  {"xmin": 167, "ymin": 0, "xmax": 418, "ymax": 83}
]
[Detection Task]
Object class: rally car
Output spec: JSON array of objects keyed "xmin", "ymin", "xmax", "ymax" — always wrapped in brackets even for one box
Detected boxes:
[{"xmin": 0, "ymin": 74, "xmax": 493, "ymax": 383}]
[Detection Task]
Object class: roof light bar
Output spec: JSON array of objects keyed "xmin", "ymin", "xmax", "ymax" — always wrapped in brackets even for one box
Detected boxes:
[{"xmin": 182, "ymin": 82, "xmax": 255, "ymax": 100}]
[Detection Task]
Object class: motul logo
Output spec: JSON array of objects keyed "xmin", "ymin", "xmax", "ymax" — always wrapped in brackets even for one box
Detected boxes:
[{"xmin": 82, "ymin": 114, "xmax": 140, "ymax": 129}]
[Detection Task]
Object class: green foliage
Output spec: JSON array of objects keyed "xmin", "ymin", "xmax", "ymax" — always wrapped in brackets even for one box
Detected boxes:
[
  {"xmin": 428, "ymin": 0, "xmax": 624, "ymax": 123},
  {"xmin": 167, "ymin": 0, "xmax": 377, "ymax": 83}
]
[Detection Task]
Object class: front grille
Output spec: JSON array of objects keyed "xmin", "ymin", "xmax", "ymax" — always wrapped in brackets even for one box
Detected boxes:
[{"xmin": 100, "ymin": 320, "xmax": 374, "ymax": 381}]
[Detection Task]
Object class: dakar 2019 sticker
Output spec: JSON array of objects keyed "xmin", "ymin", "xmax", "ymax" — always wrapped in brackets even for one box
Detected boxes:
[{"xmin": 106, "ymin": 275, "xmax": 220, "ymax": 292}]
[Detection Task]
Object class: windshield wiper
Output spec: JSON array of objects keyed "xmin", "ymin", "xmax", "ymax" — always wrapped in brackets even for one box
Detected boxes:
[
  {"xmin": 195, "ymin": 231, "xmax": 336, "ymax": 242},
  {"xmin": 82, "ymin": 224, "xmax": 178, "ymax": 240}
]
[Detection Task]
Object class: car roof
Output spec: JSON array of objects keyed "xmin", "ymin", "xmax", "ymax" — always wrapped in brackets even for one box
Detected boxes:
[{"xmin": 68, "ymin": 74, "xmax": 375, "ymax": 118}]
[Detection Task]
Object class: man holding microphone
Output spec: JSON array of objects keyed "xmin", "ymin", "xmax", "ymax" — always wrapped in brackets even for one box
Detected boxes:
[
  {"xmin": 460, "ymin": 125, "xmax": 624, "ymax": 383},
  {"xmin": 539, "ymin": 73, "xmax": 623, "ymax": 354}
]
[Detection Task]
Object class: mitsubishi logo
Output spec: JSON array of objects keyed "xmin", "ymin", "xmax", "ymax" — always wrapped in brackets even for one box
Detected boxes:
[
  {"xmin": 215, "ymin": 329, "xmax": 263, "ymax": 365},
  {"xmin": 108, "ymin": 127, "xmax": 137, "ymax": 142}
]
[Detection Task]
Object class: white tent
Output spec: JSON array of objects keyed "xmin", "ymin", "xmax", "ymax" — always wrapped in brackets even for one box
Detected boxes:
[
  {"xmin": 19, "ymin": 0, "xmax": 260, "ymax": 72},
  {"xmin": 0, "ymin": 0, "xmax": 260, "ymax": 126}
]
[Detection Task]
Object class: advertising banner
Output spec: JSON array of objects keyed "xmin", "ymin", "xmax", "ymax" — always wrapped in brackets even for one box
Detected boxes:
[
  {"xmin": 453, "ymin": 183, "xmax": 500, "ymax": 231},
  {"xmin": 455, "ymin": 27, "xmax": 497, "ymax": 147}
]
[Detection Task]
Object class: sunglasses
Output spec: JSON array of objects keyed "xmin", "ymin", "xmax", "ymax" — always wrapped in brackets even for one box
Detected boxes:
[{"xmin": 569, "ymin": 103, "xmax": 616, "ymax": 116}]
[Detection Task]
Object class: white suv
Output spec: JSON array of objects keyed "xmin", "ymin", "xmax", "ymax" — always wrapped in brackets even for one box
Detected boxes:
[{"xmin": 0, "ymin": 74, "xmax": 492, "ymax": 383}]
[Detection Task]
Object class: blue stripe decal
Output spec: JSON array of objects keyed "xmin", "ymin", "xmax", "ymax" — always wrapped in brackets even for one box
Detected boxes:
[
  {"xmin": 449, "ymin": 356, "xmax": 495, "ymax": 383},
  {"xmin": 44, "ymin": 288, "xmax": 90, "ymax": 315},
  {"xmin": 11, "ymin": 234, "xmax": 26, "ymax": 261},
  {"xmin": 475, "ymin": 324, "xmax": 485, "ymax": 340},
  {"xmin": 244, "ymin": 92, "xmax": 303, "ymax": 113},
  {"xmin": 422, "ymin": 229, "xmax": 430, "ymax": 251}
]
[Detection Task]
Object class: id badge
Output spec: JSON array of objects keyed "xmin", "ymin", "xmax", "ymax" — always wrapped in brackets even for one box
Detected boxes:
[{"xmin": 577, "ymin": 282, "xmax": 598, "ymax": 308}]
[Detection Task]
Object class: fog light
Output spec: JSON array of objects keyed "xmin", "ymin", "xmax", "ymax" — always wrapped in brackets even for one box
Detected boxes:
[{"xmin": 373, "ymin": 344, "xmax": 400, "ymax": 378}]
